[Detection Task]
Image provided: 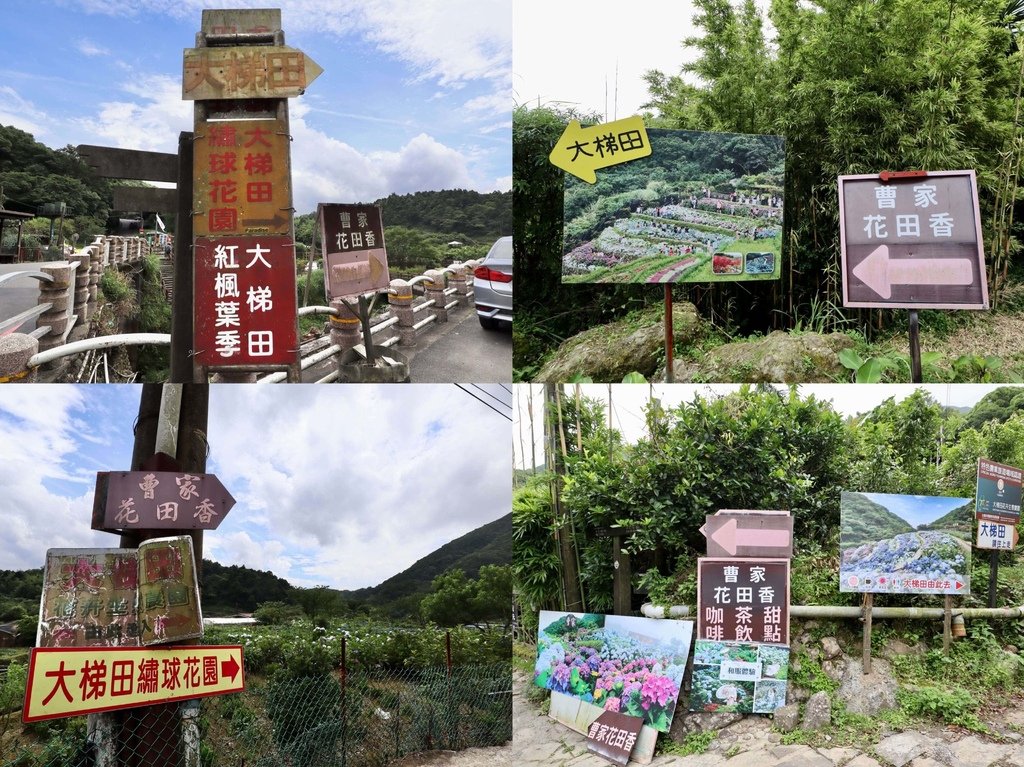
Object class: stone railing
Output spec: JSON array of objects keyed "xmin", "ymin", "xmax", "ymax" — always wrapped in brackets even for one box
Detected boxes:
[{"xmin": 0, "ymin": 236, "xmax": 150, "ymax": 381}]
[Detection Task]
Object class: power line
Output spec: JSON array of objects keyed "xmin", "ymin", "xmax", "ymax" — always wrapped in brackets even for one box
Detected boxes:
[
  {"xmin": 471, "ymin": 383, "xmax": 512, "ymax": 410},
  {"xmin": 454, "ymin": 384, "xmax": 512, "ymax": 422}
]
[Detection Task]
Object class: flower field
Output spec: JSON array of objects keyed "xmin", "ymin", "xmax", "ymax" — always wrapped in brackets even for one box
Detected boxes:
[{"xmin": 532, "ymin": 612, "xmax": 691, "ymax": 733}]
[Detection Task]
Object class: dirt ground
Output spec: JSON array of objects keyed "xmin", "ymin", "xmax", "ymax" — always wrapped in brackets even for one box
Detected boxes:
[{"xmin": 388, "ymin": 744, "xmax": 513, "ymax": 767}]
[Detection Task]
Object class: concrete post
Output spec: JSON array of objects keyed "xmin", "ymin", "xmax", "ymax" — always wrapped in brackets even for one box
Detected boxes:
[
  {"xmin": 387, "ymin": 279, "xmax": 417, "ymax": 346},
  {"xmin": 0, "ymin": 334, "xmax": 38, "ymax": 382},
  {"xmin": 37, "ymin": 263, "xmax": 77, "ymax": 355},
  {"xmin": 447, "ymin": 264, "xmax": 471, "ymax": 307},
  {"xmin": 88, "ymin": 245, "xmax": 102, "ymax": 316},
  {"xmin": 424, "ymin": 269, "xmax": 448, "ymax": 324},
  {"xmin": 70, "ymin": 254, "xmax": 92, "ymax": 325},
  {"xmin": 96, "ymin": 235, "xmax": 109, "ymax": 268},
  {"xmin": 329, "ymin": 299, "xmax": 362, "ymax": 353}
]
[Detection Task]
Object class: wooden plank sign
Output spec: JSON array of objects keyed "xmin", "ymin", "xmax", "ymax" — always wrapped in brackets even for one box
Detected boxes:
[
  {"xmin": 183, "ymin": 46, "xmax": 323, "ymax": 100},
  {"xmin": 700, "ymin": 511, "xmax": 794, "ymax": 558},
  {"xmin": 92, "ymin": 471, "xmax": 235, "ymax": 531}
]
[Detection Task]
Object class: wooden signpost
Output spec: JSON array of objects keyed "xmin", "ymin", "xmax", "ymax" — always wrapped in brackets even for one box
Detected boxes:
[{"xmin": 92, "ymin": 470, "xmax": 236, "ymax": 532}]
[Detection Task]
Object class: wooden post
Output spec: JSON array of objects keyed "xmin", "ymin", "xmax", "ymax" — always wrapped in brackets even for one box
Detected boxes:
[
  {"xmin": 170, "ymin": 131, "xmax": 194, "ymax": 384},
  {"xmin": 612, "ymin": 533, "xmax": 631, "ymax": 615},
  {"xmin": 908, "ymin": 310, "xmax": 922, "ymax": 383},
  {"xmin": 943, "ymin": 595, "xmax": 953, "ymax": 654},
  {"xmin": 862, "ymin": 593, "xmax": 873, "ymax": 675},
  {"xmin": 664, "ymin": 285, "xmax": 674, "ymax": 383},
  {"xmin": 989, "ymin": 550, "xmax": 999, "ymax": 608}
]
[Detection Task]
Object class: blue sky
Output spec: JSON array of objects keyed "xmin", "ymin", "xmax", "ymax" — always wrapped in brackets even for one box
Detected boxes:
[
  {"xmin": 0, "ymin": 384, "xmax": 512, "ymax": 590},
  {"xmin": 1, "ymin": 0, "xmax": 510, "ymax": 214},
  {"xmin": 860, "ymin": 493, "xmax": 973, "ymax": 528}
]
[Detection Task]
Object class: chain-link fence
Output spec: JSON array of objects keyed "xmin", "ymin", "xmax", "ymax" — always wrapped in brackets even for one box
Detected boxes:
[{"xmin": 1, "ymin": 662, "xmax": 511, "ymax": 767}]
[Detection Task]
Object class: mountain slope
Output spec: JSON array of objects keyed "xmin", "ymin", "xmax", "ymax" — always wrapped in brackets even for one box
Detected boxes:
[
  {"xmin": 841, "ymin": 492, "xmax": 915, "ymax": 549},
  {"xmin": 344, "ymin": 513, "xmax": 512, "ymax": 605}
]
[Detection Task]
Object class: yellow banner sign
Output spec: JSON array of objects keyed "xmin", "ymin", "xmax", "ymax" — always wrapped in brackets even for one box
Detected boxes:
[
  {"xmin": 23, "ymin": 645, "xmax": 244, "ymax": 722},
  {"xmin": 549, "ymin": 116, "xmax": 652, "ymax": 184}
]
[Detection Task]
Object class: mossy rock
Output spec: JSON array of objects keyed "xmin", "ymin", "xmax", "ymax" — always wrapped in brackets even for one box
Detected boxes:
[
  {"xmin": 534, "ymin": 303, "xmax": 703, "ymax": 382},
  {"xmin": 673, "ymin": 330, "xmax": 857, "ymax": 383}
]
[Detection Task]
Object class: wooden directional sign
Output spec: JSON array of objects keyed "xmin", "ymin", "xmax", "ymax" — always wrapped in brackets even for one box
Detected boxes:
[
  {"xmin": 92, "ymin": 471, "xmax": 235, "ymax": 531},
  {"xmin": 193, "ymin": 235, "xmax": 299, "ymax": 367},
  {"xmin": 838, "ymin": 170, "xmax": 988, "ymax": 309},
  {"xmin": 193, "ymin": 117, "xmax": 292, "ymax": 237},
  {"xmin": 586, "ymin": 710, "xmax": 643, "ymax": 766},
  {"xmin": 112, "ymin": 187, "xmax": 178, "ymax": 214},
  {"xmin": 23, "ymin": 645, "xmax": 244, "ymax": 723},
  {"xmin": 318, "ymin": 203, "xmax": 390, "ymax": 299},
  {"xmin": 700, "ymin": 511, "xmax": 794, "ymax": 558},
  {"xmin": 183, "ymin": 46, "xmax": 323, "ymax": 101},
  {"xmin": 76, "ymin": 145, "xmax": 178, "ymax": 183},
  {"xmin": 549, "ymin": 116, "xmax": 652, "ymax": 184}
]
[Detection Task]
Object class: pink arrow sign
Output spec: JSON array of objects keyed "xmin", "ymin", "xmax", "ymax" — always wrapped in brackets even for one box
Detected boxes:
[
  {"xmin": 852, "ymin": 244, "xmax": 974, "ymax": 300},
  {"xmin": 699, "ymin": 512, "xmax": 794, "ymax": 558},
  {"xmin": 92, "ymin": 471, "xmax": 235, "ymax": 531}
]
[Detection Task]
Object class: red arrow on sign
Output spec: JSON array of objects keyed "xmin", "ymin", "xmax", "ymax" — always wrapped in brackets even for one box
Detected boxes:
[
  {"xmin": 699, "ymin": 517, "xmax": 792, "ymax": 556},
  {"xmin": 955, "ymin": 581, "xmax": 964, "ymax": 590},
  {"xmin": 222, "ymin": 656, "xmax": 240, "ymax": 682},
  {"xmin": 853, "ymin": 244, "xmax": 974, "ymax": 300}
]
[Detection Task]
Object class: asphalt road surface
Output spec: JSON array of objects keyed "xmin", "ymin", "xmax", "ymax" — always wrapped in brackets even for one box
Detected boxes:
[{"xmin": 408, "ymin": 307, "xmax": 511, "ymax": 382}]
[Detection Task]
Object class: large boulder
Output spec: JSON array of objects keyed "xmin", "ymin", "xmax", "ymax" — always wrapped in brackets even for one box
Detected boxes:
[
  {"xmin": 672, "ymin": 330, "xmax": 857, "ymax": 383},
  {"xmin": 837, "ymin": 657, "xmax": 898, "ymax": 716},
  {"xmin": 535, "ymin": 303, "xmax": 703, "ymax": 382}
]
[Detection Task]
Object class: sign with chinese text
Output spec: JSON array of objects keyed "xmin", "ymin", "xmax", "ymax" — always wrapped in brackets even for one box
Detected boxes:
[
  {"xmin": 697, "ymin": 559, "xmax": 789, "ymax": 645},
  {"xmin": 93, "ymin": 471, "xmax": 235, "ymax": 531},
  {"xmin": 38, "ymin": 537, "xmax": 202, "ymax": 648},
  {"xmin": 689, "ymin": 641, "xmax": 789, "ymax": 714},
  {"xmin": 977, "ymin": 520, "xmax": 1019, "ymax": 551},
  {"xmin": 838, "ymin": 171, "xmax": 988, "ymax": 308},
  {"xmin": 586, "ymin": 710, "xmax": 643, "ymax": 767},
  {"xmin": 194, "ymin": 118, "xmax": 292, "ymax": 237},
  {"xmin": 840, "ymin": 491, "xmax": 972, "ymax": 595},
  {"xmin": 550, "ymin": 116, "xmax": 651, "ymax": 184},
  {"xmin": 183, "ymin": 46, "xmax": 323, "ymax": 101},
  {"xmin": 976, "ymin": 458, "xmax": 1022, "ymax": 522},
  {"xmin": 194, "ymin": 235, "xmax": 298, "ymax": 367},
  {"xmin": 533, "ymin": 611, "xmax": 693, "ymax": 733},
  {"xmin": 562, "ymin": 128, "xmax": 784, "ymax": 284},
  {"xmin": 23, "ymin": 645, "xmax": 243, "ymax": 723},
  {"xmin": 700, "ymin": 510, "xmax": 793, "ymax": 558},
  {"xmin": 318, "ymin": 203, "xmax": 390, "ymax": 299}
]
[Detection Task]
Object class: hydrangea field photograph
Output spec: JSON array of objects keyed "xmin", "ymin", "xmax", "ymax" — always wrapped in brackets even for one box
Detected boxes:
[
  {"xmin": 532, "ymin": 611, "xmax": 693, "ymax": 732},
  {"xmin": 689, "ymin": 641, "xmax": 789, "ymax": 714}
]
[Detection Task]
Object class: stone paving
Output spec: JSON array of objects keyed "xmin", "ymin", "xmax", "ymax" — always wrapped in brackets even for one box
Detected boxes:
[{"xmin": 511, "ymin": 672, "xmax": 1024, "ymax": 767}]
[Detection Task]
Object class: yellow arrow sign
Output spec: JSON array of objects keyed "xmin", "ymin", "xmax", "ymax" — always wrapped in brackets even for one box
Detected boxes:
[
  {"xmin": 183, "ymin": 45, "xmax": 323, "ymax": 100},
  {"xmin": 23, "ymin": 645, "xmax": 244, "ymax": 722},
  {"xmin": 549, "ymin": 117, "xmax": 652, "ymax": 184}
]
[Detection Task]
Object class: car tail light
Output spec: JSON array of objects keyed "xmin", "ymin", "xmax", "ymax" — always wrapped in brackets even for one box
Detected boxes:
[{"xmin": 474, "ymin": 266, "xmax": 512, "ymax": 283}]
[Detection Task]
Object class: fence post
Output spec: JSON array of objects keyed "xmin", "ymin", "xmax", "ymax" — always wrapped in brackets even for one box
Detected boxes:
[
  {"xmin": 388, "ymin": 279, "xmax": 417, "ymax": 346},
  {"xmin": 445, "ymin": 631, "xmax": 454, "ymax": 749},
  {"xmin": 329, "ymin": 299, "xmax": 362, "ymax": 355},
  {"xmin": 37, "ymin": 262, "xmax": 77, "ymax": 357},
  {"xmin": 71, "ymin": 253, "xmax": 91, "ymax": 326},
  {"xmin": 341, "ymin": 635, "xmax": 347, "ymax": 767},
  {"xmin": 88, "ymin": 243, "xmax": 102, "ymax": 320},
  {"xmin": 0, "ymin": 334, "xmax": 38, "ymax": 382},
  {"xmin": 447, "ymin": 264, "xmax": 471, "ymax": 308},
  {"xmin": 424, "ymin": 270, "xmax": 448, "ymax": 324}
]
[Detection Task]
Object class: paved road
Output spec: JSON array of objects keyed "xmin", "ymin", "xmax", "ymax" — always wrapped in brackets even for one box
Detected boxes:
[{"xmin": 407, "ymin": 307, "xmax": 511, "ymax": 383}]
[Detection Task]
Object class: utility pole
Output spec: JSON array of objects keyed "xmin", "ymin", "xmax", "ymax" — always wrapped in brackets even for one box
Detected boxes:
[{"xmin": 545, "ymin": 383, "xmax": 582, "ymax": 611}]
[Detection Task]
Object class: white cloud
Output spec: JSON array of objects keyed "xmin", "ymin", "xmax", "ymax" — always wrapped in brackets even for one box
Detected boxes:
[
  {"xmin": 0, "ymin": 86, "xmax": 50, "ymax": 139},
  {"xmin": 492, "ymin": 175, "xmax": 512, "ymax": 192},
  {"xmin": 75, "ymin": 38, "xmax": 109, "ymax": 57},
  {"xmin": 462, "ymin": 91, "xmax": 509, "ymax": 116},
  {"xmin": 74, "ymin": 74, "xmax": 191, "ymax": 152}
]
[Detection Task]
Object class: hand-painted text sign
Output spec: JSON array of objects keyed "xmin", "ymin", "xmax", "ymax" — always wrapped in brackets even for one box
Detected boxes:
[
  {"xmin": 183, "ymin": 46, "xmax": 323, "ymax": 100},
  {"xmin": 318, "ymin": 203, "xmax": 391, "ymax": 299},
  {"xmin": 697, "ymin": 558, "xmax": 789, "ymax": 645},
  {"xmin": 976, "ymin": 458, "xmax": 1022, "ymax": 523},
  {"xmin": 586, "ymin": 710, "xmax": 643, "ymax": 767},
  {"xmin": 550, "ymin": 116, "xmax": 651, "ymax": 184},
  {"xmin": 23, "ymin": 645, "xmax": 243, "ymax": 723},
  {"xmin": 700, "ymin": 511, "xmax": 793, "ymax": 558},
  {"xmin": 194, "ymin": 118, "xmax": 291, "ymax": 237},
  {"xmin": 93, "ymin": 471, "xmax": 235, "ymax": 531},
  {"xmin": 838, "ymin": 171, "xmax": 987, "ymax": 308},
  {"xmin": 194, "ymin": 235, "xmax": 298, "ymax": 367}
]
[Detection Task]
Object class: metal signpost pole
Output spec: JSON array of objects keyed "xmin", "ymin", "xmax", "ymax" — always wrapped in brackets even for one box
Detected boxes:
[{"xmin": 664, "ymin": 285, "xmax": 674, "ymax": 383}]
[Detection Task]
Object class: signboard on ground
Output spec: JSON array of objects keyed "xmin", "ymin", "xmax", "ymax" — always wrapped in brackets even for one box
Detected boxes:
[
  {"xmin": 689, "ymin": 640, "xmax": 789, "ymax": 714},
  {"xmin": 586, "ymin": 710, "xmax": 643, "ymax": 766},
  {"xmin": 92, "ymin": 471, "xmax": 235, "ymax": 531},
  {"xmin": 839, "ymin": 491, "xmax": 973, "ymax": 594},
  {"xmin": 38, "ymin": 537, "xmax": 203, "ymax": 648},
  {"xmin": 317, "ymin": 203, "xmax": 390, "ymax": 299},
  {"xmin": 838, "ymin": 171, "xmax": 988, "ymax": 308},
  {"xmin": 23, "ymin": 645, "xmax": 243, "ymax": 722},
  {"xmin": 193, "ymin": 117, "xmax": 292, "ymax": 237},
  {"xmin": 700, "ymin": 510, "xmax": 793, "ymax": 558},
  {"xmin": 697, "ymin": 559, "xmax": 790, "ymax": 645},
  {"xmin": 193, "ymin": 235, "xmax": 298, "ymax": 367},
  {"xmin": 561, "ymin": 128, "xmax": 784, "ymax": 284}
]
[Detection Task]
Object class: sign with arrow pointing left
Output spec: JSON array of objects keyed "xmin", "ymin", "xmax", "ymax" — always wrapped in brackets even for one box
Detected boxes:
[
  {"xmin": 838, "ymin": 170, "xmax": 988, "ymax": 309},
  {"xmin": 549, "ymin": 116, "xmax": 651, "ymax": 184}
]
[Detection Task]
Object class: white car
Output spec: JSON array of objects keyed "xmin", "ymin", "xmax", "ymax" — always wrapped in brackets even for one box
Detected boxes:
[{"xmin": 474, "ymin": 236, "xmax": 512, "ymax": 330}]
